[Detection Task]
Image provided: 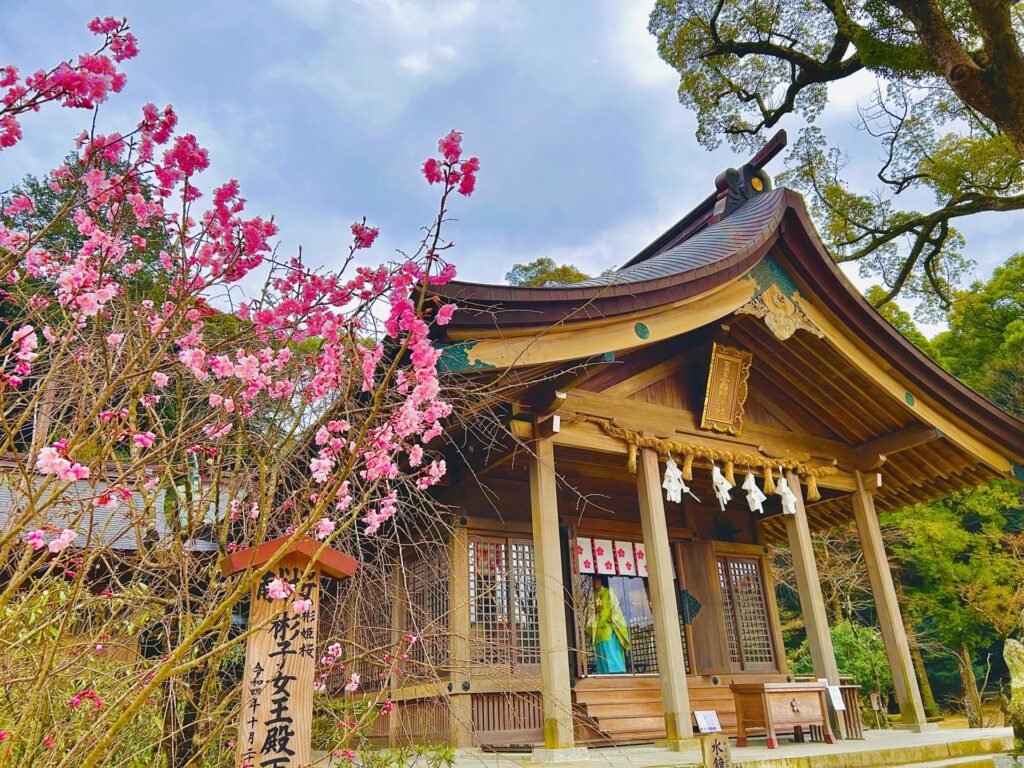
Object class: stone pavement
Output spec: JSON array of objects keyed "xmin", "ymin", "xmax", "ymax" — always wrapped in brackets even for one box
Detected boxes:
[{"xmin": 317, "ymin": 727, "xmax": 1015, "ymax": 768}]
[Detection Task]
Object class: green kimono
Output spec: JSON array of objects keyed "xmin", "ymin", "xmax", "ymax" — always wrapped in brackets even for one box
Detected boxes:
[{"xmin": 587, "ymin": 584, "xmax": 630, "ymax": 674}]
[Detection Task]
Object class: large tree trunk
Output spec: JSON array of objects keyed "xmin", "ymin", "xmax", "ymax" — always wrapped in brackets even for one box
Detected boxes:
[
  {"xmin": 890, "ymin": 0, "xmax": 1024, "ymax": 157},
  {"xmin": 904, "ymin": 616, "xmax": 940, "ymax": 718},
  {"xmin": 957, "ymin": 644, "xmax": 983, "ymax": 728}
]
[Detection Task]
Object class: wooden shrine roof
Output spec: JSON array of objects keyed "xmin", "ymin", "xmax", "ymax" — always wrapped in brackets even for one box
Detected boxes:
[
  {"xmin": 436, "ymin": 187, "xmax": 786, "ymax": 328},
  {"xmin": 431, "ymin": 138, "xmax": 1023, "ymax": 534}
]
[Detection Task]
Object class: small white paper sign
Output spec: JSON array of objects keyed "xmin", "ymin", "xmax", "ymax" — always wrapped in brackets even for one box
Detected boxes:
[
  {"xmin": 694, "ymin": 710, "xmax": 722, "ymax": 733},
  {"xmin": 827, "ymin": 685, "xmax": 846, "ymax": 711}
]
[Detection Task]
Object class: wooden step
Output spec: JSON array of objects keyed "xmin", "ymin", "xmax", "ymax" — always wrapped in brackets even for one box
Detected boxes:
[
  {"xmin": 573, "ymin": 689, "xmax": 665, "ymax": 706},
  {"xmin": 584, "ymin": 701, "xmax": 664, "ymax": 719},
  {"xmin": 574, "ymin": 676, "xmax": 662, "ymax": 690},
  {"xmin": 594, "ymin": 715, "xmax": 667, "ymax": 734},
  {"xmin": 572, "ymin": 675, "xmax": 745, "ymax": 743}
]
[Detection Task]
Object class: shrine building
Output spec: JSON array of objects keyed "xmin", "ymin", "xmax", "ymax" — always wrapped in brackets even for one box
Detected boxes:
[{"xmin": 350, "ymin": 133, "xmax": 1024, "ymax": 757}]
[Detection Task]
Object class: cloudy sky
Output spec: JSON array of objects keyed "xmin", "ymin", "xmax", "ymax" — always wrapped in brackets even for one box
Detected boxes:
[{"xmin": 2, "ymin": 0, "xmax": 1021, "ymax": 324}]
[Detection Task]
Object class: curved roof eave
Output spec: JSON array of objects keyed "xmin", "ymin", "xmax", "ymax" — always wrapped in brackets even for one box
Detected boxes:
[
  {"xmin": 434, "ymin": 186, "xmax": 1024, "ymax": 465},
  {"xmin": 773, "ymin": 198, "xmax": 1024, "ymax": 463},
  {"xmin": 434, "ymin": 188, "xmax": 788, "ymax": 329}
]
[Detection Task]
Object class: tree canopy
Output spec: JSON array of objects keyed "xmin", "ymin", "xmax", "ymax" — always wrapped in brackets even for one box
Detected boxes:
[
  {"xmin": 505, "ymin": 257, "xmax": 591, "ymax": 287},
  {"xmin": 649, "ymin": 0, "xmax": 1024, "ymax": 315},
  {"xmin": 933, "ymin": 253, "xmax": 1024, "ymax": 417}
]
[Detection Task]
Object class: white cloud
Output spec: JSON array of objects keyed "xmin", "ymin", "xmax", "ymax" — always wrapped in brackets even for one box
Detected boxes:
[
  {"xmin": 353, "ymin": 0, "xmax": 479, "ymax": 38},
  {"xmin": 611, "ymin": 0, "xmax": 678, "ymax": 88},
  {"xmin": 273, "ymin": 0, "xmax": 334, "ymax": 27},
  {"xmin": 264, "ymin": 0, "xmax": 491, "ymax": 123},
  {"xmin": 397, "ymin": 45, "xmax": 456, "ymax": 76},
  {"xmin": 825, "ymin": 67, "xmax": 882, "ymax": 115},
  {"xmin": 462, "ymin": 202, "xmax": 689, "ymax": 285}
]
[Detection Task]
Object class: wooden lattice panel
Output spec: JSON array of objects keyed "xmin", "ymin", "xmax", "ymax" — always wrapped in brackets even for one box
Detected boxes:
[
  {"xmin": 468, "ymin": 537, "xmax": 540, "ymax": 669},
  {"xmin": 718, "ymin": 555, "xmax": 776, "ymax": 671},
  {"xmin": 406, "ymin": 554, "xmax": 450, "ymax": 678}
]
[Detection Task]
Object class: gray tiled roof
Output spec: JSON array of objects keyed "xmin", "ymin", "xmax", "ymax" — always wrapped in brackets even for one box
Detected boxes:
[
  {"xmin": 0, "ymin": 478, "xmax": 169, "ymax": 551},
  {"xmin": 0, "ymin": 475, "xmax": 227, "ymax": 552},
  {"xmin": 568, "ymin": 188, "xmax": 785, "ymax": 287}
]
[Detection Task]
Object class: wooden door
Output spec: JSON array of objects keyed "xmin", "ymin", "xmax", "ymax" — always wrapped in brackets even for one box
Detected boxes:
[{"xmin": 677, "ymin": 540, "xmax": 732, "ymax": 674}]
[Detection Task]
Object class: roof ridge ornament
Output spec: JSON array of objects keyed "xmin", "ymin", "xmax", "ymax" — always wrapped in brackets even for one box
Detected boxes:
[{"xmin": 709, "ymin": 129, "xmax": 787, "ymax": 223}]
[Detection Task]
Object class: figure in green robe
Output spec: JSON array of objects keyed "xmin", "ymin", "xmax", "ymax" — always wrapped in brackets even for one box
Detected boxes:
[{"xmin": 587, "ymin": 575, "xmax": 630, "ymax": 674}]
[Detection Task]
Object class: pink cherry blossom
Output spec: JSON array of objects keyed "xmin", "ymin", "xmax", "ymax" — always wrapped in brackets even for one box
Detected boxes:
[
  {"xmin": 163, "ymin": 133, "xmax": 208, "ymax": 177},
  {"xmin": 48, "ymin": 528, "xmax": 77, "ymax": 553},
  {"xmin": 265, "ymin": 578, "xmax": 294, "ymax": 600},
  {"xmin": 26, "ymin": 529, "xmax": 46, "ymax": 551},
  {"xmin": 3, "ymin": 195, "xmax": 33, "ymax": 215},
  {"xmin": 435, "ymin": 303, "xmax": 457, "ymax": 325},
  {"xmin": 313, "ymin": 517, "xmax": 335, "ymax": 540},
  {"xmin": 292, "ymin": 598, "xmax": 313, "ymax": 614},
  {"xmin": 69, "ymin": 688, "xmax": 103, "ymax": 709},
  {"xmin": 151, "ymin": 371, "xmax": 169, "ymax": 387},
  {"xmin": 344, "ymin": 672, "xmax": 360, "ymax": 693},
  {"xmin": 438, "ymin": 130, "xmax": 462, "ymax": 162},
  {"xmin": 421, "ymin": 157, "xmax": 443, "ymax": 184},
  {"xmin": 350, "ymin": 221, "xmax": 379, "ymax": 249}
]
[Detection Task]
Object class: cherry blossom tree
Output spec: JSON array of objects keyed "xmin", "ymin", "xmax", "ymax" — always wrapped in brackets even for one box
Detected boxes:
[{"xmin": 0, "ymin": 17, "xmax": 478, "ymax": 767}]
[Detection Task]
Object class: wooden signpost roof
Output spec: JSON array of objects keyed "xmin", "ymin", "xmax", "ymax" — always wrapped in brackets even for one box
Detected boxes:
[{"xmin": 219, "ymin": 534, "xmax": 358, "ymax": 580}]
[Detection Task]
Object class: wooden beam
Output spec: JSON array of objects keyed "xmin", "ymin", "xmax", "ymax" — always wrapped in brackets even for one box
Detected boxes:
[
  {"xmin": 536, "ymin": 413, "xmax": 561, "ymax": 439},
  {"xmin": 850, "ymin": 424, "xmax": 940, "ymax": 470},
  {"xmin": 557, "ymin": 399, "xmax": 860, "ymax": 495},
  {"xmin": 636, "ymin": 447, "xmax": 695, "ymax": 746},
  {"xmin": 447, "ymin": 524, "xmax": 474, "ymax": 747},
  {"xmin": 528, "ymin": 437, "xmax": 577, "ymax": 753},
  {"xmin": 800, "ymin": 301, "xmax": 1014, "ymax": 475},
  {"xmin": 389, "ymin": 565, "xmax": 409, "ymax": 746},
  {"xmin": 783, "ymin": 471, "xmax": 848, "ymax": 738},
  {"xmin": 443, "ymin": 278, "xmax": 756, "ymax": 369},
  {"xmin": 564, "ymin": 389, "xmax": 858, "ymax": 466},
  {"xmin": 604, "ymin": 354, "xmax": 688, "ymax": 398},
  {"xmin": 852, "ymin": 471, "xmax": 931, "ymax": 731}
]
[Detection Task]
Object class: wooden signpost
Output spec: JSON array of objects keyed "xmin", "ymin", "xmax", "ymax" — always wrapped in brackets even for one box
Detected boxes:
[
  {"xmin": 700, "ymin": 732, "xmax": 732, "ymax": 768},
  {"xmin": 221, "ymin": 535, "xmax": 358, "ymax": 768}
]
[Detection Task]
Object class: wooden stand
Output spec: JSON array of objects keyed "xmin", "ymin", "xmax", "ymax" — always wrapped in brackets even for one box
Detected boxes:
[
  {"xmin": 730, "ymin": 682, "xmax": 835, "ymax": 749},
  {"xmin": 221, "ymin": 536, "xmax": 358, "ymax": 768}
]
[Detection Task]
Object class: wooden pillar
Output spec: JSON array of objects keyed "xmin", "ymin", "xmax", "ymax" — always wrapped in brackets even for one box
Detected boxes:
[
  {"xmin": 447, "ymin": 522, "xmax": 474, "ymax": 748},
  {"xmin": 783, "ymin": 471, "xmax": 848, "ymax": 739},
  {"xmin": 529, "ymin": 437, "xmax": 580, "ymax": 757},
  {"xmin": 637, "ymin": 447, "xmax": 695, "ymax": 747},
  {"xmin": 388, "ymin": 565, "xmax": 408, "ymax": 747},
  {"xmin": 852, "ymin": 471, "xmax": 933, "ymax": 731}
]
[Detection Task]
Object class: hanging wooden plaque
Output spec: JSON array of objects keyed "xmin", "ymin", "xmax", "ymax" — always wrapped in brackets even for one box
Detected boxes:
[{"xmin": 700, "ymin": 343, "xmax": 752, "ymax": 436}]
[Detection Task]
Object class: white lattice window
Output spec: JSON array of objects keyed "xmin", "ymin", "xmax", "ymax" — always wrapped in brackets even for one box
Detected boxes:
[
  {"xmin": 717, "ymin": 555, "xmax": 777, "ymax": 672},
  {"xmin": 469, "ymin": 537, "xmax": 539, "ymax": 669}
]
